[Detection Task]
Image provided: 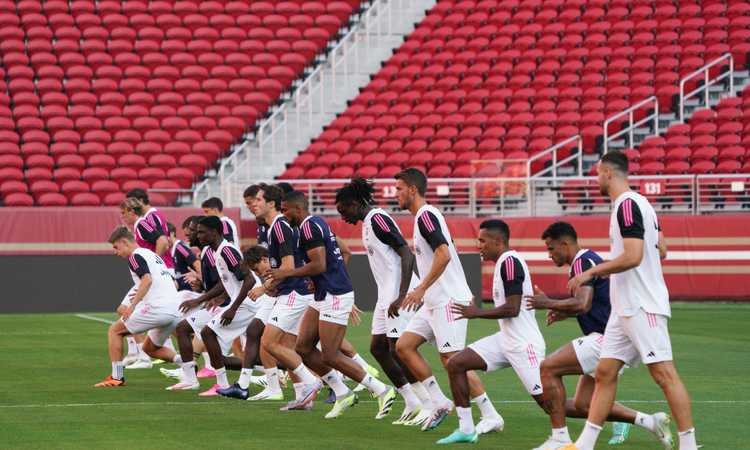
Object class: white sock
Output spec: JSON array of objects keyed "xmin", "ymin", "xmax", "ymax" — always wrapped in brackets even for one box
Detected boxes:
[
  {"xmin": 293, "ymin": 382, "xmax": 303, "ymax": 400},
  {"xmin": 552, "ymin": 426, "xmax": 571, "ymax": 442},
  {"xmin": 322, "ymin": 370, "xmax": 350, "ymax": 397},
  {"xmin": 265, "ymin": 367, "xmax": 281, "ymax": 392},
  {"xmin": 456, "ymin": 406, "xmax": 475, "ymax": 434},
  {"xmin": 253, "ymin": 365, "xmax": 265, "ymax": 374},
  {"xmin": 412, "ymin": 381, "xmax": 432, "ymax": 409},
  {"xmin": 215, "ymin": 367, "xmax": 229, "ymax": 388},
  {"xmin": 126, "ymin": 337, "xmax": 138, "ymax": 356},
  {"xmin": 172, "ymin": 354, "xmax": 182, "ymax": 364},
  {"xmin": 397, "ymin": 384, "xmax": 421, "ymax": 409},
  {"xmin": 361, "ymin": 374, "xmax": 388, "ymax": 397},
  {"xmin": 163, "ymin": 338, "xmax": 176, "ymax": 352},
  {"xmin": 678, "ymin": 428, "xmax": 698, "ymax": 450},
  {"xmin": 181, "ymin": 361, "xmax": 198, "ymax": 384},
  {"xmin": 472, "ymin": 393, "xmax": 499, "ymax": 419},
  {"xmin": 292, "ymin": 364, "xmax": 317, "ymax": 385},
  {"xmin": 423, "ymin": 376, "xmax": 450, "ymax": 406},
  {"xmin": 112, "ymin": 361, "xmax": 124, "ymax": 380},
  {"xmin": 137, "ymin": 343, "xmax": 147, "ymax": 359},
  {"xmin": 634, "ymin": 412, "xmax": 655, "ymax": 432},
  {"xmin": 238, "ymin": 368, "xmax": 252, "ymax": 389},
  {"xmin": 575, "ymin": 421, "xmax": 603, "ymax": 450},
  {"xmin": 202, "ymin": 352, "xmax": 214, "ymax": 370},
  {"xmin": 351, "ymin": 353, "xmax": 370, "ymax": 371}
]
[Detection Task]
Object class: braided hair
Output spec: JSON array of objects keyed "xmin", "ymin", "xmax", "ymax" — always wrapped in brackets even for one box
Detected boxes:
[{"xmin": 335, "ymin": 177, "xmax": 375, "ymax": 207}]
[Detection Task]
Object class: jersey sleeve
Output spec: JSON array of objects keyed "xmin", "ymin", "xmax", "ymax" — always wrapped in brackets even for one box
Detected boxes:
[
  {"xmin": 201, "ymin": 254, "xmax": 219, "ymax": 291},
  {"xmin": 371, "ymin": 213, "xmax": 407, "ymax": 250},
  {"xmin": 300, "ymin": 220, "xmax": 325, "ymax": 251},
  {"xmin": 272, "ymin": 221, "xmax": 296, "ymax": 258},
  {"xmin": 500, "ymin": 256, "xmax": 525, "ymax": 296},
  {"xmin": 176, "ymin": 242, "xmax": 197, "ymax": 267},
  {"xmin": 220, "ymin": 246, "xmax": 245, "ymax": 281},
  {"xmin": 617, "ymin": 198, "xmax": 645, "ymax": 239},
  {"xmin": 417, "ymin": 211, "xmax": 448, "ymax": 251},
  {"xmin": 570, "ymin": 257, "xmax": 596, "ymax": 287},
  {"xmin": 128, "ymin": 253, "xmax": 150, "ymax": 278},
  {"xmin": 136, "ymin": 220, "xmax": 164, "ymax": 245}
]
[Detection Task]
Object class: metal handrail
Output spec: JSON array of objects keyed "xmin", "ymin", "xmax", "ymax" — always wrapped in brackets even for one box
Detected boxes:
[
  {"xmin": 679, "ymin": 53, "xmax": 734, "ymax": 122},
  {"xmin": 603, "ymin": 96, "xmax": 659, "ymax": 153},
  {"xmin": 529, "ymin": 135, "xmax": 583, "ymax": 178}
]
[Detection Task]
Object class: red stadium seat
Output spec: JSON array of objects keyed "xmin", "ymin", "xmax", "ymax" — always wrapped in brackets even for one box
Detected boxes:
[{"xmin": 4, "ymin": 192, "xmax": 34, "ymax": 206}]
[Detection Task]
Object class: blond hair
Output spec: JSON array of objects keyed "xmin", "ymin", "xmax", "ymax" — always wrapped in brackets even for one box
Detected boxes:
[
  {"xmin": 119, "ymin": 197, "xmax": 144, "ymax": 216},
  {"xmin": 108, "ymin": 226, "xmax": 134, "ymax": 244}
]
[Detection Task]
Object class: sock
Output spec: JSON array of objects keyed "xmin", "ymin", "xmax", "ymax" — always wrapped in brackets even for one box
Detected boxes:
[
  {"xmin": 397, "ymin": 384, "xmax": 420, "ymax": 409},
  {"xmin": 456, "ymin": 406, "xmax": 475, "ymax": 434},
  {"xmin": 293, "ymin": 382, "xmax": 304, "ymax": 400},
  {"xmin": 678, "ymin": 428, "xmax": 698, "ymax": 450},
  {"xmin": 202, "ymin": 352, "xmax": 214, "ymax": 370},
  {"xmin": 412, "ymin": 382, "xmax": 432, "ymax": 409},
  {"xmin": 361, "ymin": 374, "xmax": 388, "ymax": 397},
  {"xmin": 126, "ymin": 337, "xmax": 138, "ymax": 356},
  {"xmin": 472, "ymin": 393, "xmax": 499, "ymax": 419},
  {"xmin": 111, "ymin": 361, "xmax": 124, "ymax": 380},
  {"xmin": 254, "ymin": 365, "xmax": 265, "ymax": 374},
  {"xmin": 575, "ymin": 421, "xmax": 603, "ymax": 450},
  {"xmin": 172, "ymin": 354, "xmax": 182, "ymax": 364},
  {"xmin": 215, "ymin": 367, "xmax": 229, "ymax": 388},
  {"xmin": 238, "ymin": 368, "xmax": 253, "ymax": 389},
  {"xmin": 351, "ymin": 353, "xmax": 370, "ymax": 371},
  {"xmin": 634, "ymin": 412, "xmax": 655, "ymax": 432},
  {"xmin": 292, "ymin": 364, "xmax": 318, "ymax": 385},
  {"xmin": 423, "ymin": 376, "xmax": 450, "ymax": 406},
  {"xmin": 163, "ymin": 338, "xmax": 176, "ymax": 353},
  {"xmin": 552, "ymin": 426, "xmax": 571, "ymax": 443},
  {"xmin": 137, "ymin": 343, "xmax": 147, "ymax": 359},
  {"xmin": 181, "ymin": 361, "xmax": 198, "ymax": 384},
  {"xmin": 322, "ymin": 370, "xmax": 350, "ymax": 397},
  {"xmin": 265, "ymin": 367, "xmax": 281, "ymax": 392}
]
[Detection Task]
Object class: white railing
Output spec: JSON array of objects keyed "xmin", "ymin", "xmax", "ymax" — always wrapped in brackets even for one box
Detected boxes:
[
  {"xmin": 696, "ymin": 174, "xmax": 750, "ymax": 214},
  {"xmin": 679, "ymin": 53, "xmax": 734, "ymax": 122},
  {"xmin": 529, "ymin": 135, "xmax": 583, "ymax": 178},
  {"xmin": 603, "ymin": 96, "xmax": 659, "ymax": 153}
]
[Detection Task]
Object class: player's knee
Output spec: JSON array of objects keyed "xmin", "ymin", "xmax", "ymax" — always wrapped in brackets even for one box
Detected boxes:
[
  {"xmin": 141, "ymin": 339, "xmax": 157, "ymax": 355},
  {"xmin": 445, "ymin": 355, "xmax": 465, "ymax": 376},
  {"xmin": 539, "ymin": 361, "xmax": 556, "ymax": 379},
  {"xmin": 649, "ymin": 363, "xmax": 677, "ymax": 389},
  {"xmin": 200, "ymin": 327, "xmax": 215, "ymax": 343},
  {"xmin": 176, "ymin": 321, "xmax": 191, "ymax": 337},
  {"xmin": 594, "ymin": 364, "xmax": 618, "ymax": 384}
]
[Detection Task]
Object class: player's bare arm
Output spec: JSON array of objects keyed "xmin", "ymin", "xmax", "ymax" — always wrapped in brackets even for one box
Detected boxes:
[
  {"xmin": 402, "ymin": 243, "xmax": 450, "ymax": 311},
  {"xmin": 180, "ymin": 282, "xmax": 225, "ymax": 313},
  {"xmin": 658, "ymin": 231, "xmax": 667, "ymax": 260},
  {"xmin": 450, "ymin": 293, "xmax": 521, "ymax": 320},
  {"xmin": 388, "ymin": 244, "xmax": 416, "ymax": 318},
  {"xmin": 526, "ymin": 284, "xmax": 594, "ymax": 315},
  {"xmin": 336, "ymin": 236, "xmax": 352, "ymax": 265},
  {"xmin": 220, "ymin": 271, "xmax": 257, "ymax": 326},
  {"xmin": 568, "ymin": 238, "xmax": 644, "ymax": 292}
]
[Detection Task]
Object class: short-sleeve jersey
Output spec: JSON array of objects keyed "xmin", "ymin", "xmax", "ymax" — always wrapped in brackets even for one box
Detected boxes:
[
  {"xmin": 220, "ymin": 216, "xmax": 240, "ymax": 244},
  {"xmin": 569, "ymin": 249, "xmax": 611, "ymax": 335},
  {"xmin": 214, "ymin": 240, "xmax": 247, "ymax": 302},
  {"xmin": 363, "ymin": 208, "xmax": 419, "ymax": 306},
  {"xmin": 171, "ymin": 239, "xmax": 197, "ymax": 291},
  {"xmin": 200, "ymin": 246, "xmax": 219, "ymax": 292},
  {"xmin": 413, "ymin": 204, "xmax": 472, "ymax": 308},
  {"xmin": 299, "ymin": 215, "xmax": 353, "ymax": 300},
  {"xmin": 609, "ymin": 191, "xmax": 670, "ymax": 317},
  {"xmin": 493, "ymin": 250, "xmax": 545, "ymax": 352},
  {"xmin": 136, "ymin": 207, "xmax": 175, "ymax": 269},
  {"xmin": 267, "ymin": 214, "xmax": 312, "ymax": 296},
  {"xmin": 128, "ymin": 247, "xmax": 179, "ymax": 308}
]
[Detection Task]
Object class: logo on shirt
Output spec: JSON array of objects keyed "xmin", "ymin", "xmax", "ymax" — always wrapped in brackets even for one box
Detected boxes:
[
  {"xmin": 367, "ymin": 246, "xmax": 374, "ymax": 256},
  {"xmin": 270, "ymin": 257, "xmax": 278, "ymax": 268}
]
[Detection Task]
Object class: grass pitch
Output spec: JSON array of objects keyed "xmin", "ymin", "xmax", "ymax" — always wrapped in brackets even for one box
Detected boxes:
[{"xmin": 0, "ymin": 303, "xmax": 747, "ymax": 449}]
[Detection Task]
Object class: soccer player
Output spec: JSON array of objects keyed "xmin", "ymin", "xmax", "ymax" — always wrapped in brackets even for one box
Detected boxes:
[
  {"xmin": 202, "ymin": 196, "xmax": 240, "ymax": 244},
  {"xmin": 95, "ymin": 227, "xmax": 183, "ymax": 387},
  {"xmin": 436, "ymin": 220, "xmax": 541, "ymax": 444},
  {"xmin": 563, "ymin": 152, "xmax": 697, "ymax": 450},
  {"xmin": 167, "ymin": 221, "xmax": 201, "ymax": 292},
  {"xmin": 271, "ymin": 190, "xmax": 397, "ymax": 419},
  {"xmin": 178, "ymin": 216, "xmax": 259, "ymax": 396},
  {"xmin": 336, "ymin": 178, "xmax": 428, "ymax": 424},
  {"xmin": 125, "ymin": 188, "xmax": 175, "ymax": 269},
  {"xmin": 393, "ymin": 169, "xmax": 501, "ymax": 432},
  {"xmin": 527, "ymin": 221, "xmax": 671, "ymax": 449}
]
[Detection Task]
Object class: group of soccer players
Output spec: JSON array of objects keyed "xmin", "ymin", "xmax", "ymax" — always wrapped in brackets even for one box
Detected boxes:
[{"xmin": 96, "ymin": 152, "xmax": 698, "ymax": 450}]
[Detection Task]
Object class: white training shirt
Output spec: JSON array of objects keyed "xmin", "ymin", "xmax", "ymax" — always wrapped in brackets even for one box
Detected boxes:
[
  {"xmin": 220, "ymin": 216, "xmax": 240, "ymax": 244},
  {"xmin": 127, "ymin": 247, "xmax": 179, "ymax": 309},
  {"xmin": 412, "ymin": 204, "xmax": 472, "ymax": 308},
  {"xmin": 214, "ymin": 239, "xmax": 245, "ymax": 302},
  {"xmin": 493, "ymin": 250, "xmax": 545, "ymax": 352},
  {"xmin": 609, "ymin": 191, "xmax": 671, "ymax": 317},
  {"xmin": 363, "ymin": 208, "xmax": 419, "ymax": 306}
]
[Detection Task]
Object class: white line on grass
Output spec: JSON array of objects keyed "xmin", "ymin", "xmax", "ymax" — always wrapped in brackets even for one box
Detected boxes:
[{"xmin": 75, "ymin": 314, "xmax": 115, "ymax": 325}]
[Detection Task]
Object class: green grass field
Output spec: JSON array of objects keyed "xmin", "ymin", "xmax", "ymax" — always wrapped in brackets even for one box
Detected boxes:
[{"xmin": 0, "ymin": 303, "xmax": 747, "ymax": 449}]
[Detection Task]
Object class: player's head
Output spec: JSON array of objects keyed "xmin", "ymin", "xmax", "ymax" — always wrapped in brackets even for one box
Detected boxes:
[
  {"xmin": 541, "ymin": 221, "xmax": 579, "ymax": 267},
  {"xmin": 201, "ymin": 197, "xmax": 224, "ymax": 216},
  {"xmin": 167, "ymin": 222, "xmax": 176, "ymax": 239},
  {"xmin": 243, "ymin": 245, "xmax": 270, "ymax": 275},
  {"xmin": 197, "ymin": 216, "xmax": 223, "ymax": 248},
  {"xmin": 119, "ymin": 197, "xmax": 144, "ymax": 226},
  {"xmin": 281, "ymin": 190, "xmax": 309, "ymax": 226},
  {"xmin": 108, "ymin": 226, "xmax": 136, "ymax": 258},
  {"xmin": 395, "ymin": 168, "xmax": 427, "ymax": 211},
  {"xmin": 335, "ymin": 177, "xmax": 375, "ymax": 224},
  {"xmin": 183, "ymin": 216, "xmax": 201, "ymax": 247},
  {"xmin": 243, "ymin": 184, "xmax": 263, "ymax": 215},
  {"xmin": 255, "ymin": 184, "xmax": 283, "ymax": 221},
  {"xmin": 125, "ymin": 188, "xmax": 150, "ymax": 207},
  {"xmin": 597, "ymin": 151, "xmax": 629, "ymax": 196},
  {"xmin": 477, "ymin": 219, "xmax": 510, "ymax": 262},
  {"xmin": 276, "ymin": 182, "xmax": 294, "ymax": 194}
]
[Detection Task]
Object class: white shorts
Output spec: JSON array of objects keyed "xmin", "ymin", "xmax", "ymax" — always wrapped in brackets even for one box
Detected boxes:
[
  {"xmin": 600, "ymin": 308, "xmax": 673, "ymax": 367},
  {"xmin": 268, "ymin": 291, "xmax": 313, "ymax": 335},
  {"xmin": 372, "ymin": 303, "xmax": 414, "ymax": 338},
  {"xmin": 404, "ymin": 302, "xmax": 468, "ymax": 354},
  {"xmin": 120, "ymin": 285, "xmax": 138, "ymax": 307},
  {"xmin": 207, "ymin": 299, "xmax": 261, "ymax": 346},
  {"xmin": 572, "ymin": 332, "xmax": 605, "ymax": 375},
  {"xmin": 123, "ymin": 303, "xmax": 182, "ymax": 347},
  {"xmin": 309, "ymin": 291, "xmax": 355, "ymax": 326},
  {"xmin": 254, "ymin": 294, "xmax": 276, "ymax": 325},
  {"xmin": 469, "ymin": 332, "xmax": 545, "ymax": 396}
]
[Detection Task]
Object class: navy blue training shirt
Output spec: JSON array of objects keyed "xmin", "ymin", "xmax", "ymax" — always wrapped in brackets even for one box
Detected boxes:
[
  {"xmin": 299, "ymin": 215, "xmax": 353, "ymax": 301},
  {"xmin": 569, "ymin": 249, "xmax": 611, "ymax": 335},
  {"xmin": 267, "ymin": 215, "xmax": 312, "ymax": 296}
]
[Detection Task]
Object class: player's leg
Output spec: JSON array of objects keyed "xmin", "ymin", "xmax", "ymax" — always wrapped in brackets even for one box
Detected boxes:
[
  {"xmin": 341, "ymin": 337, "xmax": 379, "ymax": 381},
  {"xmin": 571, "ymin": 358, "xmax": 625, "ymax": 450},
  {"xmin": 435, "ymin": 348, "xmax": 485, "ymax": 444},
  {"xmin": 94, "ymin": 320, "xmax": 130, "ymax": 386},
  {"xmin": 164, "ymin": 319, "xmax": 201, "ymax": 390},
  {"xmin": 371, "ymin": 334, "xmax": 409, "ymax": 387},
  {"xmin": 647, "ymin": 361, "xmax": 696, "ymax": 449}
]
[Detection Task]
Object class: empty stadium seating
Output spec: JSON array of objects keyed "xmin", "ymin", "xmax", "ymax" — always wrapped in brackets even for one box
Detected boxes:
[
  {"xmin": 285, "ymin": 0, "xmax": 750, "ymax": 179},
  {"xmin": 0, "ymin": 0, "xmax": 362, "ymax": 205}
]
